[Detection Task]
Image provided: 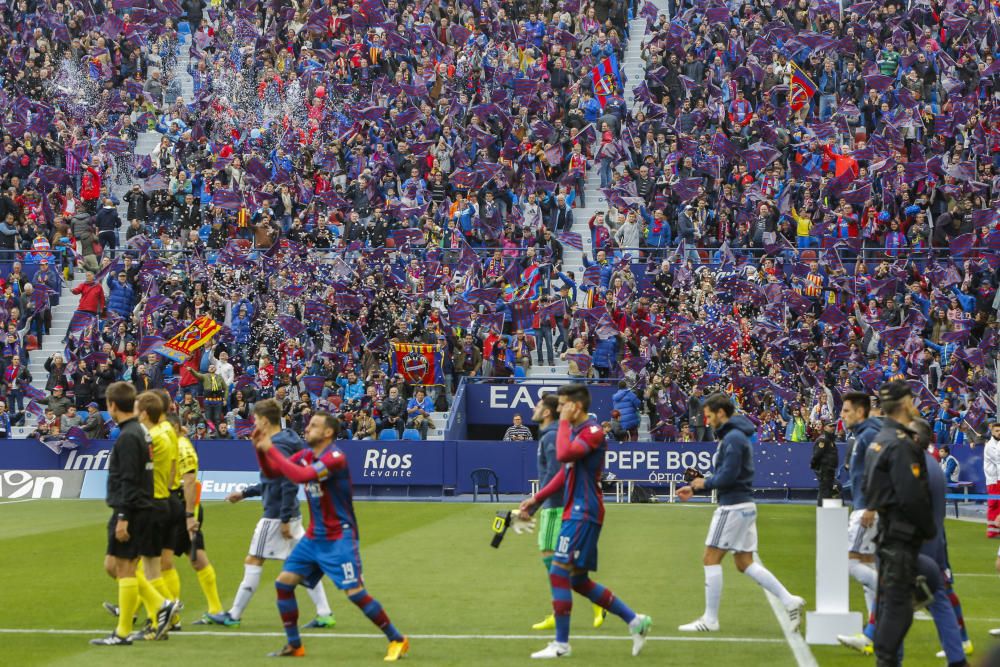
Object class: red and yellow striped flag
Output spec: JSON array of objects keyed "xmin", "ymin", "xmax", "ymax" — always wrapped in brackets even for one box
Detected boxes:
[{"xmin": 159, "ymin": 316, "xmax": 222, "ymax": 362}]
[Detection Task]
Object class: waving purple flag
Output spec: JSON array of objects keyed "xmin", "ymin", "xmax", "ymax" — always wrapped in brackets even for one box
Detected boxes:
[{"xmin": 276, "ymin": 315, "xmax": 305, "ymax": 338}]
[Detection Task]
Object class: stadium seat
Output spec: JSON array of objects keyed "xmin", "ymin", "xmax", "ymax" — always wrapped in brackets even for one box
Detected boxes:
[
  {"xmin": 514, "ymin": 365, "xmax": 526, "ymax": 379},
  {"xmin": 378, "ymin": 429, "xmax": 398, "ymax": 440},
  {"xmin": 470, "ymin": 468, "xmax": 499, "ymax": 502},
  {"xmin": 401, "ymin": 429, "xmax": 421, "ymax": 440}
]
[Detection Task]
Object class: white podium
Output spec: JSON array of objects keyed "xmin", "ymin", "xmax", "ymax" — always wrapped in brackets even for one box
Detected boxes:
[{"xmin": 805, "ymin": 499, "xmax": 863, "ymax": 644}]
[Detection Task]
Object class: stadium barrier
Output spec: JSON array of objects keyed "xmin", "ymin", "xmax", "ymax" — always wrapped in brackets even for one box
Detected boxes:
[{"xmin": 0, "ymin": 438, "xmax": 987, "ymax": 500}]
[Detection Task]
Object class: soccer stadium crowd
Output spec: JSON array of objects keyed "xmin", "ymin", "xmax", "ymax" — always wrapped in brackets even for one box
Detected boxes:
[{"xmin": 0, "ymin": 0, "xmax": 997, "ymax": 444}]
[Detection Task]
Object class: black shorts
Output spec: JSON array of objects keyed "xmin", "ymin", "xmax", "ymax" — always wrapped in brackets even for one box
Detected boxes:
[
  {"xmin": 106, "ymin": 510, "xmax": 153, "ymax": 560},
  {"xmin": 149, "ymin": 498, "xmax": 181, "ymax": 556},
  {"xmin": 173, "ymin": 504, "xmax": 206, "ymax": 558}
]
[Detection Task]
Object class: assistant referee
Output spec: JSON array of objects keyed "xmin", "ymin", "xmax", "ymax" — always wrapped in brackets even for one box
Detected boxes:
[{"xmin": 92, "ymin": 382, "xmax": 177, "ymax": 646}]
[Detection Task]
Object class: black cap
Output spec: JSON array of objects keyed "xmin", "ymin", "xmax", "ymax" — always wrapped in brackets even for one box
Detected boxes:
[{"xmin": 878, "ymin": 380, "xmax": 911, "ymax": 403}]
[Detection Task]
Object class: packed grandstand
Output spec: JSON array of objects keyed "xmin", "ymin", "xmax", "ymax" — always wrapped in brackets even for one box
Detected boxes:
[{"xmin": 0, "ymin": 0, "xmax": 995, "ymax": 448}]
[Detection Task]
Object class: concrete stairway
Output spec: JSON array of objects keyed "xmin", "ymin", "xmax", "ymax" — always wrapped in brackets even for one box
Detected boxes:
[
  {"xmin": 28, "ymin": 30, "xmax": 196, "ymax": 398},
  {"xmin": 526, "ymin": 14, "xmax": 654, "ymax": 381},
  {"xmin": 28, "ymin": 277, "xmax": 84, "ymax": 392}
]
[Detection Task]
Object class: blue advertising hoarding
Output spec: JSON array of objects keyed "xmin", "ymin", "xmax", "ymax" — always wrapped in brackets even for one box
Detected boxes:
[{"xmin": 0, "ymin": 438, "xmax": 988, "ymax": 497}]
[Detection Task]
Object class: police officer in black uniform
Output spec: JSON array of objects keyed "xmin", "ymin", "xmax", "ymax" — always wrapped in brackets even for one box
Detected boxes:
[
  {"xmin": 863, "ymin": 381, "xmax": 936, "ymax": 667},
  {"xmin": 811, "ymin": 421, "xmax": 839, "ymax": 505}
]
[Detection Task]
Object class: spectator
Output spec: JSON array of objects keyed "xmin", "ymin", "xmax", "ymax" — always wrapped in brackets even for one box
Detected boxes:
[
  {"xmin": 0, "ymin": 400, "xmax": 12, "ymax": 438},
  {"xmin": 60, "ymin": 405, "xmax": 83, "ymax": 432},
  {"xmin": 939, "ymin": 446, "xmax": 961, "ymax": 484},
  {"xmin": 40, "ymin": 385, "xmax": 71, "ymax": 419},
  {"xmin": 353, "ymin": 408, "xmax": 377, "ymax": 441},
  {"xmin": 179, "ymin": 393, "xmax": 205, "ymax": 428},
  {"xmin": 503, "ymin": 414, "xmax": 533, "ymax": 442},
  {"xmin": 106, "ymin": 271, "xmax": 135, "ymax": 319},
  {"xmin": 82, "ymin": 402, "xmax": 107, "ymax": 440},
  {"xmin": 190, "ymin": 364, "xmax": 228, "ymax": 429},
  {"xmin": 612, "ymin": 381, "xmax": 641, "ymax": 441},
  {"xmin": 562, "ymin": 338, "xmax": 593, "ymax": 378},
  {"xmin": 380, "ymin": 386, "xmax": 407, "ymax": 438},
  {"xmin": 405, "ymin": 388, "xmax": 435, "ymax": 440},
  {"xmin": 71, "ymin": 272, "xmax": 105, "ymax": 316}
]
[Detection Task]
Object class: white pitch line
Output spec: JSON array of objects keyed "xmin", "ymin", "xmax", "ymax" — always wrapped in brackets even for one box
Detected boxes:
[
  {"xmin": 755, "ymin": 556, "xmax": 819, "ymax": 667},
  {"xmin": 953, "ymin": 573, "xmax": 998, "ymax": 577},
  {"xmin": 0, "ymin": 628, "xmax": 785, "ymax": 644},
  {"xmin": 0, "ymin": 498, "xmax": 37, "ymax": 505},
  {"xmin": 761, "ymin": 591, "xmax": 819, "ymax": 667}
]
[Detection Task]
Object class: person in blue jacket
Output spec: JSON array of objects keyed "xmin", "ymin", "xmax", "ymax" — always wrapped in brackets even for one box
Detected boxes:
[
  {"xmin": 205, "ymin": 408, "xmax": 334, "ymax": 628},
  {"xmin": 612, "ymin": 381, "xmax": 641, "ymax": 440},
  {"xmin": 677, "ymin": 393, "xmax": 804, "ymax": 633},
  {"xmin": 228, "ymin": 299, "xmax": 255, "ymax": 359},
  {"xmin": 592, "ymin": 335, "xmax": 618, "ymax": 378},
  {"xmin": 106, "ymin": 271, "xmax": 135, "ymax": 318}
]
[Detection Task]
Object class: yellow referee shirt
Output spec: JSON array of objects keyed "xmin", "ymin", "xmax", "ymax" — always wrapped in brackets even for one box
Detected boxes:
[
  {"xmin": 177, "ymin": 435, "xmax": 198, "ymax": 478},
  {"xmin": 148, "ymin": 421, "xmax": 179, "ymax": 500}
]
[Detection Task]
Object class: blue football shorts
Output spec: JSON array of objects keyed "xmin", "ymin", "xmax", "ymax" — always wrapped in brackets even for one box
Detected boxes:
[
  {"xmin": 553, "ymin": 519, "xmax": 601, "ymax": 571},
  {"xmin": 283, "ymin": 529, "xmax": 364, "ymax": 590}
]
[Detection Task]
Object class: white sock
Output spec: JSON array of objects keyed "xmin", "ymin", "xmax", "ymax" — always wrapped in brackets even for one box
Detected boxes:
[
  {"xmin": 229, "ymin": 564, "xmax": 262, "ymax": 620},
  {"xmin": 848, "ymin": 560, "xmax": 878, "ymax": 615},
  {"xmin": 305, "ymin": 580, "xmax": 332, "ymax": 617},
  {"xmin": 704, "ymin": 565, "xmax": 723, "ymax": 623},
  {"xmin": 744, "ymin": 562, "xmax": 794, "ymax": 606}
]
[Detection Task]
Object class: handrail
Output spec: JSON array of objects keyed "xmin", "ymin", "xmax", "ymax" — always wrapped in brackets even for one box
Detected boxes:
[
  {"xmin": 445, "ymin": 375, "xmax": 468, "ymax": 437},
  {"xmin": 464, "ymin": 376, "xmax": 619, "ymax": 385}
]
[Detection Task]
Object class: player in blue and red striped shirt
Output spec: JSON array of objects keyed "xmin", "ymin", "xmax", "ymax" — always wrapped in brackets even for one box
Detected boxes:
[
  {"xmin": 252, "ymin": 401, "xmax": 409, "ymax": 660},
  {"xmin": 519, "ymin": 384, "xmax": 652, "ymax": 659}
]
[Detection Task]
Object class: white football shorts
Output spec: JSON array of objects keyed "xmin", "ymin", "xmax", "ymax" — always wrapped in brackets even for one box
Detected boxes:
[
  {"xmin": 248, "ymin": 517, "xmax": 305, "ymax": 560},
  {"xmin": 705, "ymin": 502, "xmax": 758, "ymax": 553},
  {"xmin": 847, "ymin": 509, "xmax": 878, "ymax": 555}
]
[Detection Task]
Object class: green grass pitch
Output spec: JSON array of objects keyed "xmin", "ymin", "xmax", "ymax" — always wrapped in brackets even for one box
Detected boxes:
[{"xmin": 1, "ymin": 500, "xmax": 998, "ymax": 666}]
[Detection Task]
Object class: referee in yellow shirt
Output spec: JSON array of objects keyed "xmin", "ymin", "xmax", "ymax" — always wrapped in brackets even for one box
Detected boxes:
[
  {"xmin": 92, "ymin": 382, "xmax": 179, "ymax": 646},
  {"xmin": 130, "ymin": 391, "xmax": 182, "ymax": 640},
  {"xmin": 160, "ymin": 407, "xmax": 225, "ymax": 626}
]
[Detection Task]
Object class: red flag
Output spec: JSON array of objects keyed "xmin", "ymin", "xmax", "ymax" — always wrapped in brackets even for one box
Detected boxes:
[
  {"xmin": 389, "ymin": 342, "xmax": 444, "ymax": 386},
  {"xmin": 790, "ymin": 63, "xmax": 817, "ymax": 112}
]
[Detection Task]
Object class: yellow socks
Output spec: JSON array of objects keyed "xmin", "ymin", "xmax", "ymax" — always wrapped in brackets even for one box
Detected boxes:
[
  {"xmin": 162, "ymin": 567, "xmax": 181, "ymax": 601},
  {"xmin": 115, "ymin": 577, "xmax": 139, "ymax": 638},
  {"xmin": 150, "ymin": 576, "xmax": 172, "ymax": 602},
  {"xmin": 136, "ymin": 569, "xmax": 164, "ymax": 619},
  {"xmin": 196, "ymin": 565, "xmax": 223, "ymax": 614}
]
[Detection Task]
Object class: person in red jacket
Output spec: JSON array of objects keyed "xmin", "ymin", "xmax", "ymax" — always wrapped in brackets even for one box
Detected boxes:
[
  {"xmin": 80, "ymin": 162, "xmax": 102, "ymax": 213},
  {"xmin": 72, "ymin": 271, "xmax": 106, "ymax": 315},
  {"xmin": 821, "ymin": 143, "xmax": 859, "ymax": 179}
]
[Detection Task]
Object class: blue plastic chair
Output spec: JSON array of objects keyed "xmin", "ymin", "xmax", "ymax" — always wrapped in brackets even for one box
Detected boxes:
[
  {"xmin": 401, "ymin": 428, "xmax": 421, "ymax": 441},
  {"xmin": 514, "ymin": 365, "xmax": 526, "ymax": 379},
  {"xmin": 378, "ymin": 429, "xmax": 398, "ymax": 440},
  {"xmin": 471, "ymin": 468, "xmax": 499, "ymax": 502}
]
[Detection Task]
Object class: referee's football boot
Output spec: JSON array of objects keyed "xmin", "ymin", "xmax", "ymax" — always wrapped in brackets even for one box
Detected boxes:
[{"xmin": 89, "ymin": 632, "xmax": 132, "ymax": 646}]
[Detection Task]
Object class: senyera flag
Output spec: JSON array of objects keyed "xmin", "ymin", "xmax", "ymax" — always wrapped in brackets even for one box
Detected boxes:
[
  {"xmin": 790, "ymin": 62, "xmax": 817, "ymax": 112},
  {"xmin": 389, "ymin": 342, "xmax": 444, "ymax": 386},
  {"xmin": 157, "ymin": 315, "xmax": 222, "ymax": 362},
  {"xmin": 591, "ymin": 54, "xmax": 623, "ymax": 108}
]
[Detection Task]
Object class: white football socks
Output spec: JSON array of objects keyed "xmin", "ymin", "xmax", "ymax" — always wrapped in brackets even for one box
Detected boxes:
[
  {"xmin": 305, "ymin": 580, "xmax": 332, "ymax": 616},
  {"xmin": 229, "ymin": 564, "xmax": 262, "ymax": 620},
  {"xmin": 704, "ymin": 565, "xmax": 723, "ymax": 623},
  {"xmin": 848, "ymin": 560, "xmax": 877, "ymax": 615},
  {"xmin": 744, "ymin": 562, "xmax": 794, "ymax": 607}
]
